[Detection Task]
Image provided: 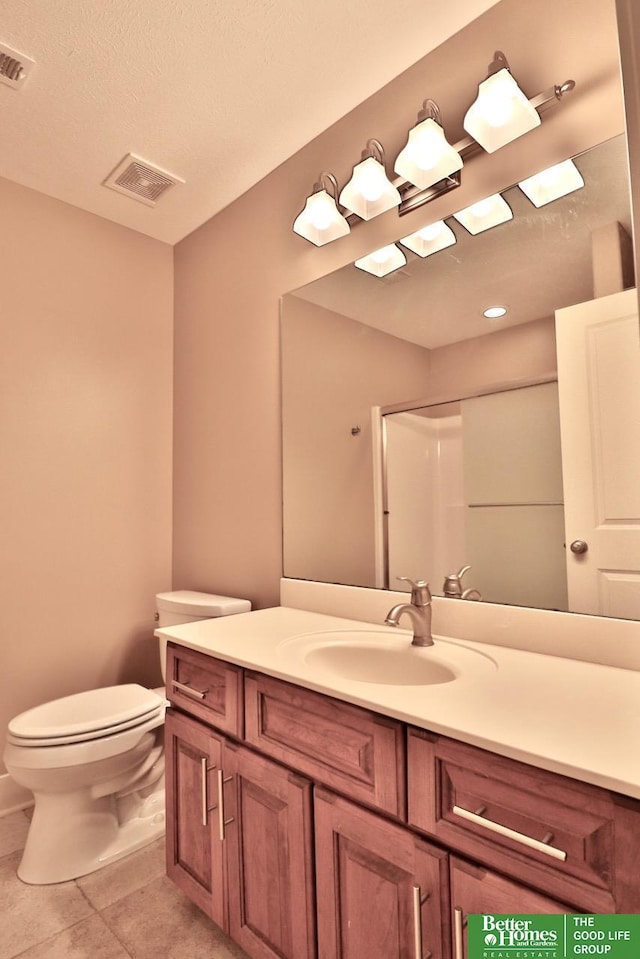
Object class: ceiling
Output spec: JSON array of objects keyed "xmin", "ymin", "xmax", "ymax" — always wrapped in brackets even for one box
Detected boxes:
[
  {"xmin": 290, "ymin": 135, "xmax": 632, "ymax": 349},
  {"xmin": 0, "ymin": 0, "xmax": 500, "ymax": 246}
]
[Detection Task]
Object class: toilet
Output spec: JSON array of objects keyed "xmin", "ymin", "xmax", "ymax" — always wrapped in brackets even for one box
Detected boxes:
[{"xmin": 3, "ymin": 590, "xmax": 251, "ymax": 884}]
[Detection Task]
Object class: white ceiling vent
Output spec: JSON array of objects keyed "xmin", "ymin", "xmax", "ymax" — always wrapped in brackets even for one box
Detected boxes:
[
  {"xmin": 103, "ymin": 154, "xmax": 185, "ymax": 207},
  {"xmin": 0, "ymin": 42, "xmax": 35, "ymax": 90}
]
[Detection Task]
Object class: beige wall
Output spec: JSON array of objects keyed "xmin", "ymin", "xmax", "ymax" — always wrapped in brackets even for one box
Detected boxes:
[
  {"xmin": 173, "ymin": 0, "xmax": 624, "ymax": 609},
  {"xmin": 0, "ymin": 178, "xmax": 173, "ymax": 771},
  {"xmin": 282, "ymin": 296, "xmax": 431, "ymax": 586}
]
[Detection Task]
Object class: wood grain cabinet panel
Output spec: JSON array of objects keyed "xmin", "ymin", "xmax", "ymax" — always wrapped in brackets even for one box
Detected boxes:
[
  {"xmin": 223, "ymin": 741, "xmax": 316, "ymax": 959},
  {"xmin": 167, "ymin": 642, "xmax": 243, "ymax": 736},
  {"xmin": 165, "ymin": 708, "xmax": 226, "ymax": 927},
  {"xmin": 450, "ymin": 856, "xmax": 569, "ymax": 959},
  {"xmin": 315, "ymin": 788, "xmax": 450, "ymax": 959},
  {"xmin": 244, "ymin": 671, "xmax": 406, "ymax": 817},
  {"xmin": 407, "ymin": 728, "xmax": 640, "ymax": 913}
]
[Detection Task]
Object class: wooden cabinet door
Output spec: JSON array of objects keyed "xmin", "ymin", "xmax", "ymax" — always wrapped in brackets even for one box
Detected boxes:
[
  {"xmin": 165, "ymin": 708, "xmax": 226, "ymax": 927},
  {"xmin": 223, "ymin": 741, "xmax": 316, "ymax": 959},
  {"xmin": 315, "ymin": 788, "xmax": 450, "ymax": 959},
  {"xmin": 450, "ymin": 857, "xmax": 570, "ymax": 959}
]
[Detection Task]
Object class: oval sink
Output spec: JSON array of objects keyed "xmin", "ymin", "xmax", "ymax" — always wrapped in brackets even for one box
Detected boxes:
[
  {"xmin": 278, "ymin": 629, "xmax": 496, "ymax": 686},
  {"xmin": 306, "ymin": 643, "xmax": 455, "ymax": 685}
]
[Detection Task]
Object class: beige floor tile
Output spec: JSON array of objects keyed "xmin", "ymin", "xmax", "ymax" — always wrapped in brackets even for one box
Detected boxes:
[
  {"xmin": 11, "ymin": 915, "xmax": 130, "ymax": 959},
  {"xmin": 101, "ymin": 874, "xmax": 249, "ymax": 959},
  {"xmin": 0, "ymin": 852, "xmax": 93, "ymax": 959},
  {"xmin": 0, "ymin": 812, "xmax": 30, "ymax": 859},
  {"xmin": 77, "ymin": 837, "xmax": 166, "ymax": 910}
]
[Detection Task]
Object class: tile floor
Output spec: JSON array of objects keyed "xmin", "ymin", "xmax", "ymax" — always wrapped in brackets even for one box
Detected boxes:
[{"xmin": 1, "ymin": 809, "xmax": 249, "ymax": 959}]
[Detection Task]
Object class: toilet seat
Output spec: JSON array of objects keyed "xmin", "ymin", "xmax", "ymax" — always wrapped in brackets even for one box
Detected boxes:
[{"xmin": 7, "ymin": 684, "xmax": 164, "ymax": 747}]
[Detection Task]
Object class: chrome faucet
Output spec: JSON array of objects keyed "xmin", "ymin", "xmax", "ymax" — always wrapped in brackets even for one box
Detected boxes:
[{"xmin": 384, "ymin": 577, "xmax": 433, "ymax": 647}]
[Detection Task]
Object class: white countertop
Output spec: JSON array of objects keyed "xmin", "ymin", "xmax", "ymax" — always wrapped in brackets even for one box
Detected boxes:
[{"xmin": 156, "ymin": 606, "xmax": 640, "ymax": 800}]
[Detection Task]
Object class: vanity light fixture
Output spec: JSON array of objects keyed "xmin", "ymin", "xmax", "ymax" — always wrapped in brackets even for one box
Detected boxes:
[
  {"xmin": 453, "ymin": 193, "xmax": 513, "ymax": 235},
  {"xmin": 463, "ymin": 51, "xmax": 541, "ymax": 153},
  {"xmin": 292, "ymin": 172, "xmax": 350, "ymax": 246},
  {"xmin": 339, "ymin": 139, "xmax": 401, "ymax": 220},
  {"xmin": 399, "ymin": 220, "xmax": 456, "ymax": 257},
  {"xmin": 394, "ymin": 100, "xmax": 463, "ymax": 190},
  {"xmin": 354, "ymin": 243, "xmax": 406, "ymax": 278},
  {"xmin": 517, "ymin": 158, "xmax": 584, "ymax": 207},
  {"xmin": 483, "ymin": 305, "xmax": 507, "ymax": 319}
]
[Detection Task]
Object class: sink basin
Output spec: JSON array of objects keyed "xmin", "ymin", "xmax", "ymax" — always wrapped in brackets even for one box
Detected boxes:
[{"xmin": 278, "ymin": 629, "xmax": 496, "ymax": 686}]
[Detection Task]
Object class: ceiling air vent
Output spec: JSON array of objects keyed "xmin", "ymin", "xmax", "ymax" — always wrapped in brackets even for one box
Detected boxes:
[
  {"xmin": 0, "ymin": 42, "xmax": 35, "ymax": 90},
  {"xmin": 103, "ymin": 154, "xmax": 184, "ymax": 207}
]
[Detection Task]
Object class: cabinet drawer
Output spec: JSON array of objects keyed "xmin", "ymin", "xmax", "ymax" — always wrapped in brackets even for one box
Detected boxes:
[
  {"xmin": 167, "ymin": 643, "xmax": 243, "ymax": 737},
  {"xmin": 408, "ymin": 729, "xmax": 624, "ymax": 912},
  {"xmin": 244, "ymin": 671, "xmax": 406, "ymax": 817}
]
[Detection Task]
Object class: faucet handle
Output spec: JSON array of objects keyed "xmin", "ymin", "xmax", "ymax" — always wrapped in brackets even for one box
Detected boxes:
[{"xmin": 396, "ymin": 577, "xmax": 432, "ymax": 606}]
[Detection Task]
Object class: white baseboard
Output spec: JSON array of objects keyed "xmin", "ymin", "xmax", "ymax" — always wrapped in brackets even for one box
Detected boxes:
[{"xmin": 0, "ymin": 772, "xmax": 33, "ymax": 817}]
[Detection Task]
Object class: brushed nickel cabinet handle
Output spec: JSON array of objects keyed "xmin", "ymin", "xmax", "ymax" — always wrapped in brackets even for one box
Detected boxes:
[
  {"xmin": 200, "ymin": 757, "xmax": 217, "ymax": 826},
  {"xmin": 217, "ymin": 769, "xmax": 235, "ymax": 840},
  {"xmin": 172, "ymin": 679, "xmax": 208, "ymax": 700},
  {"xmin": 453, "ymin": 907, "xmax": 464, "ymax": 959},
  {"xmin": 452, "ymin": 804, "xmax": 567, "ymax": 861},
  {"xmin": 412, "ymin": 885, "xmax": 431, "ymax": 959}
]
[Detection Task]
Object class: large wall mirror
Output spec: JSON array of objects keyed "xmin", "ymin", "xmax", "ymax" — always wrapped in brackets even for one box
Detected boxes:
[{"xmin": 282, "ymin": 131, "xmax": 640, "ymax": 620}]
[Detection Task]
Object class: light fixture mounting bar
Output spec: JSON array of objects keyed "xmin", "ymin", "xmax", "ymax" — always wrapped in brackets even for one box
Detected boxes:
[{"xmin": 399, "ymin": 172, "xmax": 462, "ymax": 216}]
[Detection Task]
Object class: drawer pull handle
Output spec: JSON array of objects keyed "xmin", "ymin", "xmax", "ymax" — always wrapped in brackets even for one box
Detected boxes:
[
  {"xmin": 200, "ymin": 757, "xmax": 217, "ymax": 826},
  {"xmin": 452, "ymin": 804, "xmax": 567, "ymax": 861},
  {"xmin": 453, "ymin": 907, "xmax": 465, "ymax": 959},
  {"xmin": 172, "ymin": 679, "xmax": 208, "ymax": 700},
  {"xmin": 217, "ymin": 770, "xmax": 235, "ymax": 841},
  {"xmin": 412, "ymin": 885, "xmax": 431, "ymax": 959}
]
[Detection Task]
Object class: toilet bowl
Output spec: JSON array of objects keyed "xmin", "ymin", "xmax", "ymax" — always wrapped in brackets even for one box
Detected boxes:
[{"xmin": 3, "ymin": 590, "xmax": 251, "ymax": 884}]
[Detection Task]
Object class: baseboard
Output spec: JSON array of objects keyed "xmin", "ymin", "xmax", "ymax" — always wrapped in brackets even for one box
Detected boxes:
[{"xmin": 0, "ymin": 772, "xmax": 33, "ymax": 816}]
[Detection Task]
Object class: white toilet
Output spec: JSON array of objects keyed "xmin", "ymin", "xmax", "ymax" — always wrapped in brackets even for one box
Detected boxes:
[{"xmin": 3, "ymin": 590, "xmax": 251, "ymax": 884}]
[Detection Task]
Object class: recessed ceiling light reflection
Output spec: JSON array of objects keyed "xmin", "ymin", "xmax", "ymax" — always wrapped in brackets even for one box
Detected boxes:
[
  {"xmin": 483, "ymin": 305, "xmax": 507, "ymax": 319},
  {"xmin": 453, "ymin": 194, "xmax": 513, "ymax": 234},
  {"xmin": 354, "ymin": 243, "xmax": 406, "ymax": 277},
  {"xmin": 517, "ymin": 158, "xmax": 584, "ymax": 207},
  {"xmin": 399, "ymin": 220, "xmax": 456, "ymax": 257}
]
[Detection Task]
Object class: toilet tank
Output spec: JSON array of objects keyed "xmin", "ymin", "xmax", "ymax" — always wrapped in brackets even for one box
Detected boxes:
[{"xmin": 155, "ymin": 590, "xmax": 251, "ymax": 681}]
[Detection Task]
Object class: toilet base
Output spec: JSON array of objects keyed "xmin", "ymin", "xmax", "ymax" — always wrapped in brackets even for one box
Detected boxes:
[{"xmin": 18, "ymin": 783, "xmax": 166, "ymax": 885}]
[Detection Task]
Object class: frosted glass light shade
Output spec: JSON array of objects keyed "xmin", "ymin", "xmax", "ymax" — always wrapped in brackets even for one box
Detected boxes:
[
  {"xmin": 354, "ymin": 244, "xmax": 406, "ymax": 277},
  {"xmin": 339, "ymin": 156, "xmax": 401, "ymax": 220},
  {"xmin": 453, "ymin": 194, "xmax": 512, "ymax": 234},
  {"xmin": 518, "ymin": 159, "xmax": 584, "ymax": 207},
  {"xmin": 464, "ymin": 69, "xmax": 540, "ymax": 153},
  {"xmin": 400, "ymin": 220, "xmax": 456, "ymax": 257},
  {"xmin": 394, "ymin": 118, "xmax": 463, "ymax": 189},
  {"xmin": 292, "ymin": 189, "xmax": 350, "ymax": 246}
]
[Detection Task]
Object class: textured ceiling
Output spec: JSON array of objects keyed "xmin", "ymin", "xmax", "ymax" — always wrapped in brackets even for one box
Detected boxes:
[{"xmin": 0, "ymin": 0, "xmax": 499, "ymax": 245}]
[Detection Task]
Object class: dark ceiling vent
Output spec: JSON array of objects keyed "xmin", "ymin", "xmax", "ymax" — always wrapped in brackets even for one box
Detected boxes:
[
  {"xmin": 0, "ymin": 42, "xmax": 35, "ymax": 89},
  {"xmin": 103, "ymin": 154, "xmax": 184, "ymax": 207}
]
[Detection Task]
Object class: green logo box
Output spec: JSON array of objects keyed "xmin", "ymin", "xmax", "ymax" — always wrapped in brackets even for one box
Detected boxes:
[{"xmin": 467, "ymin": 914, "xmax": 640, "ymax": 959}]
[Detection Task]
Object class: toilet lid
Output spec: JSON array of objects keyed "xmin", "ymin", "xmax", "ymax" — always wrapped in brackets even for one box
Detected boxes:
[{"xmin": 8, "ymin": 684, "xmax": 164, "ymax": 742}]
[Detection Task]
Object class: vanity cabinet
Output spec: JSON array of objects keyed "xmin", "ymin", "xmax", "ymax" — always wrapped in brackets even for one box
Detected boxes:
[
  {"xmin": 223, "ymin": 740, "xmax": 316, "ymax": 959},
  {"xmin": 407, "ymin": 728, "xmax": 639, "ymax": 913},
  {"xmin": 166, "ymin": 642, "xmax": 640, "ymax": 959},
  {"xmin": 165, "ymin": 706, "xmax": 316, "ymax": 959},
  {"xmin": 450, "ymin": 857, "xmax": 568, "ymax": 959},
  {"xmin": 315, "ymin": 788, "xmax": 450, "ymax": 959},
  {"xmin": 165, "ymin": 708, "xmax": 226, "ymax": 925}
]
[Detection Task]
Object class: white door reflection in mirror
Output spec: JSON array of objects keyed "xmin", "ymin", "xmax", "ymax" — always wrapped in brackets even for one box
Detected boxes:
[{"xmin": 556, "ymin": 288, "xmax": 640, "ymax": 617}]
